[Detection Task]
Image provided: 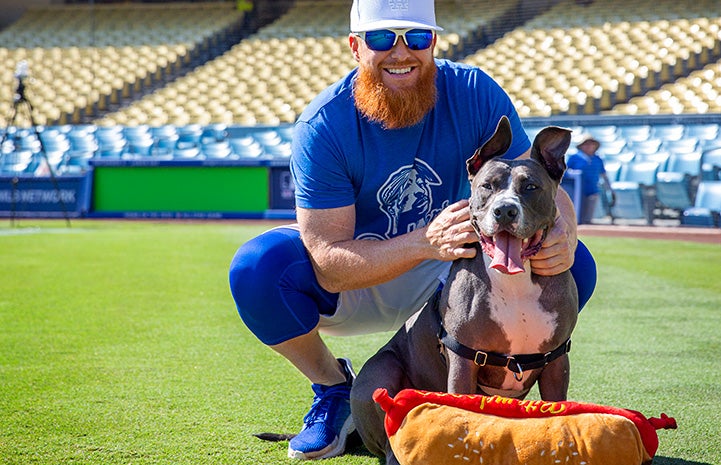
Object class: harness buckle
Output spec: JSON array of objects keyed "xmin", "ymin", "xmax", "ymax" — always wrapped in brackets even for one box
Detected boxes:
[
  {"xmin": 543, "ymin": 351, "xmax": 552, "ymax": 366},
  {"xmin": 506, "ymin": 357, "xmax": 524, "ymax": 381},
  {"xmin": 474, "ymin": 351, "xmax": 488, "ymax": 366}
]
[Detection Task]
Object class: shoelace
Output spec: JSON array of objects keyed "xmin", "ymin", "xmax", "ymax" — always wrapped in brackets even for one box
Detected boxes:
[{"xmin": 303, "ymin": 385, "xmax": 350, "ymax": 426}]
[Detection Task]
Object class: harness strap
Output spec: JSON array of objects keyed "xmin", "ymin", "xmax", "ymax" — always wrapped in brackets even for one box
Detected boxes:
[{"xmin": 438, "ymin": 325, "xmax": 571, "ymax": 374}]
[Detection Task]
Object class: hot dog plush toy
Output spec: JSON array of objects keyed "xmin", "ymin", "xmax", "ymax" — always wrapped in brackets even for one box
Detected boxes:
[{"xmin": 373, "ymin": 388, "xmax": 676, "ymax": 465}]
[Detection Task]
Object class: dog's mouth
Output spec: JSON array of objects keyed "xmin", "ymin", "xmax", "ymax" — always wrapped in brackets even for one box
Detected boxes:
[{"xmin": 479, "ymin": 228, "xmax": 547, "ymax": 274}]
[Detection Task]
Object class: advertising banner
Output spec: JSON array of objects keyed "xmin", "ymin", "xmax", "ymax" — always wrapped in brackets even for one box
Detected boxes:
[{"xmin": 0, "ymin": 174, "xmax": 92, "ymax": 218}]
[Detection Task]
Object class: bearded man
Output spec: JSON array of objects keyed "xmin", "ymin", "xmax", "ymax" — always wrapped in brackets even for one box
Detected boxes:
[{"xmin": 228, "ymin": 0, "xmax": 597, "ymax": 460}]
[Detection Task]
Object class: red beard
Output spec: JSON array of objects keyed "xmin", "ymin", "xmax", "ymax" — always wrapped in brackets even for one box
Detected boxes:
[{"xmin": 353, "ymin": 63, "xmax": 437, "ymax": 129}]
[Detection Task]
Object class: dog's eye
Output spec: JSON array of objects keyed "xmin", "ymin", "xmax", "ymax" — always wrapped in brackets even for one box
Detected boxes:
[
  {"xmin": 482, "ymin": 182, "xmax": 493, "ymax": 190},
  {"xmin": 525, "ymin": 183, "xmax": 538, "ymax": 191}
]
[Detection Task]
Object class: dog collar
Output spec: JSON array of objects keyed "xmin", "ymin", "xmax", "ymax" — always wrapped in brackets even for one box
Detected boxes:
[{"xmin": 438, "ymin": 324, "xmax": 571, "ymax": 375}]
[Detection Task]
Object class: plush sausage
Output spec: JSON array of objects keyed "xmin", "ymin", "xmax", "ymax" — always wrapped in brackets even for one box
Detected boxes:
[{"xmin": 373, "ymin": 388, "xmax": 676, "ymax": 465}]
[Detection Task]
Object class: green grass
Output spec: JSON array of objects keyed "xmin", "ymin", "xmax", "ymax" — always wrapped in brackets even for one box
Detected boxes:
[{"xmin": 1, "ymin": 220, "xmax": 719, "ymax": 464}]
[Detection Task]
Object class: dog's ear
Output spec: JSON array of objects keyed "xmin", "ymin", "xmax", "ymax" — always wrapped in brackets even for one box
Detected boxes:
[
  {"xmin": 466, "ymin": 116, "xmax": 513, "ymax": 177},
  {"xmin": 531, "ymin": 126, "xmax": 572, "ymax": 182}
]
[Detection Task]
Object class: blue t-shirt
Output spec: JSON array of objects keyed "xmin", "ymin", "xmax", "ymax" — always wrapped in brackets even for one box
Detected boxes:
[
  {"xmin": 566, "ymin": 152, "xmax": 607, "ymax": 196},
  {"xmin": 291, "ymin": 59, "xmax": 531, "ymax": 241}
]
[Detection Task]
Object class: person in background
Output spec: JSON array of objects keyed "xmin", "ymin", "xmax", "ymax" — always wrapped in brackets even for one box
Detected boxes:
[
  {"xmin": 567, "ymin": 135, "xmax": 615, "ymax": 224},
  {"xmin": 229, "ymin": 0, "xmax": 598, "ymax": 460}
]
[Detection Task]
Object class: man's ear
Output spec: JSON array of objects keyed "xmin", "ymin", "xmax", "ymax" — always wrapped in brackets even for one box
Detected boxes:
[{"xmin": 349, "ymin": 34, "xmax": 361, "ymax": 62}]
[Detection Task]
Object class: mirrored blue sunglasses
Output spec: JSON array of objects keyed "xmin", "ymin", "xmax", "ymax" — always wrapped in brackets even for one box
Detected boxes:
[{"xmin": 356, "ymin": 28, "xmax": 435, "ymax": 52}]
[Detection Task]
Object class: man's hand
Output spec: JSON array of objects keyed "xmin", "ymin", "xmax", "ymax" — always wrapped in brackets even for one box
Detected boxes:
[
  {"xmin": 530, "ymin": 211, "xmax": 577, "ymax": 276},
  {"xmin": 424, "ymin": 199, "xmax": 479, "ymax": 261}
]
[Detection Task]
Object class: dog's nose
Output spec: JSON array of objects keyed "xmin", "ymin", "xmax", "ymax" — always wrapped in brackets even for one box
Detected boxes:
[{"xmin": 494, "ymin": 204, "xmax": 519, "ymax": 223}]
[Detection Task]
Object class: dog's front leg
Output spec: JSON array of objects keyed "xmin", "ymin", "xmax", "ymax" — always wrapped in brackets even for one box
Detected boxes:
[
  {"xmin": 445, "ymin": 350, "xmax": 480, "ymax": 394},
  {"xmin": 537, "ymin": 353, "xmax": 570, "ymax": 401}
]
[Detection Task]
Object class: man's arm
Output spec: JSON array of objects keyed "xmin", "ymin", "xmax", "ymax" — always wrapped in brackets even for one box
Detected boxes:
[{"xmin": 296, "ymin": 200, "xmax": 478, "ymax": 293}]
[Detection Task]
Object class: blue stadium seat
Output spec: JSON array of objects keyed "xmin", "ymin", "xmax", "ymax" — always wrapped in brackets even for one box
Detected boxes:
[
  {"xmin": 201, "ymin": 124, "xmax": 228, "ymax": 145},
  {"xmin": 655, "ymin": 171, "xmax": 692, "ymax": 212},
  {"xmin": 229, "ymin": 135, "xmax": 264, "ymax": 158},
  {"xmin": 701, "ymin": 148, "xmax": 721, "ymax": 180},
  {"xmin": 603, "ymin": 161, "xmax": 622, "ymax": 182},
  {"xmin": 253, "ymin": 130, "xmax": 283, "ymax": 147},
  {"xmin": 681, "ymin": 181, "xmax": 721, "ymax": 227},
  {"xmin": 597, "ymin": 138, "xmax": 627, "ymax": 156},
  {"xmin": 685, "ymin": 123, "xmax": 718, "ymax": 141},
  {"xmin": 661, "ymin": 137, "xmax": 698, "ymax": 154},
  {"xmin": 617, "ymin": 125, "xmax": 652, "ymax": 142},
  {"xmin": 585, "ymin": 125, "xmax": 618, "ymax": 143},
  {"xmin": 635, "ymin": 151, "xmax": 670, "ymax": 171},
  {"xmin": 202, "ymin": 140, "xmax": 232, "ymax": 159},
  {"xmin": 173, "ymin": 145, "xmax": 201, "ymax": 159},
  {"xmin": 147, "ymin": 126, "xmax": 177, "ymax": 158},
  {"xmin": 698, "ymin": 136, "xmax": 721, "ymax": 152},
  {"xmin": 96, "ymin": 126, "xmax": 126, "ymax": 157},
  {"xmin": 1, "ymin": 150, "xmax": 33, "ymax": 174},
  {"xmin": 666, "ymin": 151, "xmax": 702, "ymax": 178},
  {"xmin": 610, "ymin": 181, "xmax": 651, "ymax": 224},
  {"xmin": 619, "ymin": 160, "xmax": 660, "ymax": 186},
  {"xmin": 39, "ymin": 129, "xmax": 71, "ymax": 154},
  {"xmin": 652, "ymin": 124, "xmax": 686, "ymax": 141},
  {"xmin": 175, "ymin": 125, "xmax": 203, "ymax": 150},
  {"xmin": 601, "ymin": 151, "xmax": 635, "ymax": 165},
  {"xmin": 627, "ymin": 138, "xmax": 663, "ymax": 156}
]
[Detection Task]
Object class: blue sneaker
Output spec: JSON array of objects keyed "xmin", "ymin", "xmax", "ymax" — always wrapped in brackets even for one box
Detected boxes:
[{"xmin": 287, "ymin": 358, "xmax": 356, "ymax": 460}]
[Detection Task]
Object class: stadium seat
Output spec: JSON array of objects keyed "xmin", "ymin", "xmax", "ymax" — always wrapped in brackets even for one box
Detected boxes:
[
  {"xmin": 654, "ymin": 171, "xmax": 693, "ymax": 213},
  {"xmin": 627, "ymin": 138, "xmax": 663, "ymax": 156},
  {"xmin": 635, "ymin": 151, "xmax": 670, "ymax": 171},
  {"xmin": 610, "ymin": 181, "xmax": 652, "ymax": 224},
  {"xmin": 681, "ymin": 181, "xmax": 721, "ymax": 227},
  {"xmin": 701, "ymin": 148, "xmax": 721, "ymax": 180},
  {"xmin": 618, "ymin": 125, "xmax": 653, "ymax": 142},
  {"xmin": 603, "ymin": 161, "xmax": 623, "ymax": 182},
  {"xmin": 229, "ymin": 136, "xmax": 264, "ymax": 158},
  {"xmin": 661, "ymin": 137, "xmax": 699, "ymax": 154},
  {"xmin": 652, "ymin": 124, "xmax": 686, "ymax": 141},
  {"xmin": 601, "ymin": 151, "xmax": 635, "ymax": 165},
  {"xmin": 685, "ymin": 123, "xmax": 719, "ymax": 141},
  {"xmin": 202, "ymin": 140, "xmax": 232, "ymax": 159},
  {"xmin": 619, "ymin": 160, "xmax": 660, "ymax": 186},
  {"xmin": 1, "ymin": 150, "xmax": 33, "ymax": 174},
  {"xmin": 597, "ymin": 138, "xmax": 628, "ymax": 156},
  {"xmin": 666, "ymin": 151, "xmax": 703, "ymax": 178},
  {"xmin": 585, "ymin": 125, "xmax": 619, "ymax": 143}
]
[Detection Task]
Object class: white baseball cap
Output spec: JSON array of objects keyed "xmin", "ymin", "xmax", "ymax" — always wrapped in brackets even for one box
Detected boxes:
[{"xmin": 350, "ymin": 0, "xmax": 443, "ymax": 32}]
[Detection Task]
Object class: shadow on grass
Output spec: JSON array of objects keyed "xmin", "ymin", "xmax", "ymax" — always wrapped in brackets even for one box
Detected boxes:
[
  {"xmin": 654, "ymin": 457, "xmax": 714, "ymax": 465},
  {"xmin": 345, "ymin": 431, "xmax": 377, "ymax": 460}
]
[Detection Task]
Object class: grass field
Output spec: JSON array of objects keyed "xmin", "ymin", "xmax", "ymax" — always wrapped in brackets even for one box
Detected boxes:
[{"xmin": 1, "ymin": 219, "xmax": 720, "ymax": 465}]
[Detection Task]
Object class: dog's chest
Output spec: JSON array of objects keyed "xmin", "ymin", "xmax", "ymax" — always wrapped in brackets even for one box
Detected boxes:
[{"xmin": 484, "ymin": 263, "xmax": 558, "ymax": 354}]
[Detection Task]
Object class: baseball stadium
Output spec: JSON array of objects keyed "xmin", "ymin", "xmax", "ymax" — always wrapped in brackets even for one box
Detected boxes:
[{"xmin": 1, "ymin": 1, "xmax": 719, "ymax": 464}]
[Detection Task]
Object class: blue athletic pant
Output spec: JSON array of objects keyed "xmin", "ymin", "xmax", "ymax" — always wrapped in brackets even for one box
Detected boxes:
[{"xmin": 229, "ymin": 226, "xmax": 597, "ymax": 346}]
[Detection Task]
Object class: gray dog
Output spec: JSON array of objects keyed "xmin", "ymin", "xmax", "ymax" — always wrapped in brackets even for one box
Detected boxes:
[{"xmin": 350, "ymin": 116, "xmax": 578, "ymax": 464}]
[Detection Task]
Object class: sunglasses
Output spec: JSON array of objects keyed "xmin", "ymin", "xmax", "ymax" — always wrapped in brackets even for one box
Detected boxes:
[{"xmin": 356, "ymin": 28, "xmax": 435, "ymax": 52}]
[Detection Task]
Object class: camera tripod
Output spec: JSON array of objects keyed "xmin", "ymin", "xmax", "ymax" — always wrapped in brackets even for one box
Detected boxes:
[{"xmin": 1, "ymin": 66, "xmax": 71, "ymax": 227}]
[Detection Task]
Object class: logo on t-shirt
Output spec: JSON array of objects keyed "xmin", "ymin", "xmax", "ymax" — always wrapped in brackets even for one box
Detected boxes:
[{"xmin": 358, "ymin": 158, "xmax": 448, "ymax": 240}]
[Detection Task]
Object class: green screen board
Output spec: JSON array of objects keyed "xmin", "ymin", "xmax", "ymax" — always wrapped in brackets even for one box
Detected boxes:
[{"xmin": 92, "ymin": 165, "xmax": 269, "ymax": 213}]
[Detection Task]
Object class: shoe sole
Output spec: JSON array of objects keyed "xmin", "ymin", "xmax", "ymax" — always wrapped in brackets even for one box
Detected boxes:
[{"xmin": 287, "ymin": 415, "xmax": 355, "ymax": 460}]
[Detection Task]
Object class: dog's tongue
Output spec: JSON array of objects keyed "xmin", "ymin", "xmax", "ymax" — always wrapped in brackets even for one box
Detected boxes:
[{"xmin": 490, "ymin": 231, "xmax": 526, "ymax": 274}]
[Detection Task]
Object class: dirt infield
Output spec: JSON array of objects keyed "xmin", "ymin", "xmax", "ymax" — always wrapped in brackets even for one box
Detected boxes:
[
  {"xmin": 225, "ymin": 219, "xmax": 721, "ymax": 244},
  {"xmin": 579, "ymin": 225, "xmax": 721, "ymax": 244}
]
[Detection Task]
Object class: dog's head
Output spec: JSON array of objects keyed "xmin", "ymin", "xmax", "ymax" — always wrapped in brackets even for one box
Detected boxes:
[{"xmin": 465, "ymin": 116, "xmax": 572, "ymax": 274}]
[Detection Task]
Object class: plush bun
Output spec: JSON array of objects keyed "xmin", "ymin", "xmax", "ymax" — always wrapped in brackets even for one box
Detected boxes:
[{"xmin": 373, "ymin": 388, "xmax": 676, "ymax": 465}]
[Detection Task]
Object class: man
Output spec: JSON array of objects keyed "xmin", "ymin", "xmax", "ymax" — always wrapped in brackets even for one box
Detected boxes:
[
  {"xmin": 229, "ymin": 0, "xmax": 597, "ymax": 460},
  {"xmin": 567, "ymin": 134, "xmax": 615, "ymax": 224}
]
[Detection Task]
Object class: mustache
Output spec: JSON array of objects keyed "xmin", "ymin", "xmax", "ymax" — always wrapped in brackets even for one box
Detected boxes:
[{"xmin": 353, "ymin": 62, "xmax": 437, "ymax": 129}]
